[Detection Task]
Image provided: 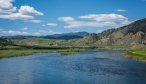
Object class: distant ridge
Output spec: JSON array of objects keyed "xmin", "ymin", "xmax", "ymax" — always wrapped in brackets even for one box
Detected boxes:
[
  {"xmin": 41, "ymin": 31, "xmax": 89, "ymax": 40},
  {"xmin": 1, "ymin": 32, "xmax": 89, "ymax": 40}
]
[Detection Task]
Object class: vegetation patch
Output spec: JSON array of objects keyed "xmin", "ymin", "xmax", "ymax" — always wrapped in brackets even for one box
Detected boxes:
[
  {"xmin": 124, "ymin": 50, "xmax": 146, "ymax": 62},
  {"xmin": 0, "ymin": 48, "xmax": 86, "ymax": 58}
]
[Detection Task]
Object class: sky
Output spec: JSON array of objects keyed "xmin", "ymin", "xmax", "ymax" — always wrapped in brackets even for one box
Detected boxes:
[{"xmin": 0, "ymin": 0, "xmax": 146, "ymax": 36}]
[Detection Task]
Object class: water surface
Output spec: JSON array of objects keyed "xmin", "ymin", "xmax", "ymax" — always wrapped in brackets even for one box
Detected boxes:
[{"xmin": 0, "ymin": 50, "xmax": 146, "ymax": 84}]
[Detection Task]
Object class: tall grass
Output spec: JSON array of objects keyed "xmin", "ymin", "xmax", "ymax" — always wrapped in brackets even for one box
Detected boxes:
[
  {"xmin": 0, "ymin": 48, "xmax": 86, "ymax": 58},
  {"xmin": 124, "ymin": 50, "xmax": 146, "ymax": 62}
]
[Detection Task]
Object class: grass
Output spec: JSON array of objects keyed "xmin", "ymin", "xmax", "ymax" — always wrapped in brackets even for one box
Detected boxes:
[
  {"xmin": 2, "ymin": 44, "xmax": 146, "ymax": 62},
  {"xmin": 1, "ymin": 45, "xmax": 146, "ymax": 63},
  {"xmin": 0, "ymin": 49, "xmax": 53, "ymax": 58},
  {"xmin": 58, "ymin": 48, "xmax": 85, "ymax": 55},
  {"xmin": 0, "ymin": 48, "xmax": 86, "ymax": 58},
  {"xmin": 124, "ymin": 50, "xmax": 146, "ymax": 62}
]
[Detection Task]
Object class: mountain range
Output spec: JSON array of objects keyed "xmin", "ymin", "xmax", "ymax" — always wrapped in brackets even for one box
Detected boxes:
[
  {"xmin": 41, "ymin": 32, "xmax": 89, "ymax": 40},
  {"xmin": 1, "ymin": 32, "xmax": 89, "ymax": 40},
  {"xmin": 1, "ymin": 18, "xmax": 146, "ymax": 49}
]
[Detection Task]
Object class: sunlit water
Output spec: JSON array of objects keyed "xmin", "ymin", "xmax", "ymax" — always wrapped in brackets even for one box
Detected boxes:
[{"xmin": 0, "ymin": 50, "xmax": 146, "ymax": 84}]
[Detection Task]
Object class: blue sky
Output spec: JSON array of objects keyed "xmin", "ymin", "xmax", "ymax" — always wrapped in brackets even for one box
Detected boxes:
[{"xmin": 0, "ymin": 0, "xmax": 146, "ymax": 36}]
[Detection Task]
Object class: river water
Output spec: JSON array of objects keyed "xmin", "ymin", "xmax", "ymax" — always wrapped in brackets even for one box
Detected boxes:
[{"xmin": 0, "ymin": 50, "xmax": 146, "ymax": 84}]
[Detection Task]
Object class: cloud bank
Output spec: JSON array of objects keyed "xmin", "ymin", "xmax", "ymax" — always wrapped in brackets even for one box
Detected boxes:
[
  {"xmin": 0, "ymin": 0, "xmax": 43, "ymax": 21},
  {"xmin": 0, "ymin": 29, "xmax": 61, "ymax": 36},
  {"xmin": 58, "ymin": 14, "xmax": 130, "ymax": 28}
]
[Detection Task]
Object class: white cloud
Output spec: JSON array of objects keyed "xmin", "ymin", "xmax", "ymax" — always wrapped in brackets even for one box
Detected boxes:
[
  {"xmin": 0, "ymin": 13, "xmax": 34, "ymax": 20},
  {"xmin": 0, "ymin": 30, "xmax": 29, "ymax": 36},
  {"xmin": 58, "ymin": 17, "xmax": 74, "ymax": 22},
  {"xmin": 79, "ymin": 14, "xmax": 127, "ymax": 22},
  {"xmin": 0, "ymin": 28, "xmax": 61, "ymax": 36},
  {"xmin": 47, "ymin": 23, "xmax": 58, "ymax": 26},
  {"xmin": 0, "ymin": 0, "xmax": 43, "ymax": 21},
  {"xmin": 58, "ymin": 14, "xmax": 130, "ymax": 28},
  {"xmin": 0, "ymin": 0, "xmax": 16, "ymax": 14},
  {"xmin": 30, "ymin": 20, "xmax": 42, "ymax": 23},
  {"xmin": 58, "ymin": 17, "xmax": 84, "ymax": 28},
  {"xmin": 21, "ymin": 27, "xmax": 28, "ymax": 30},
  {"xmin": 19, "ymin": 5, "xmax": 43, "ymax": 16},
  {"xmin": 116, "ymin": 9, "xmax": 127, "ymax": 12}
]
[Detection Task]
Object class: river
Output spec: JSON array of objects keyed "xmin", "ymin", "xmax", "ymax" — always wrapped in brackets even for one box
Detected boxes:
[{"xmin": 0, "ymin": 50, "xmax": 146, "ymax": 84}]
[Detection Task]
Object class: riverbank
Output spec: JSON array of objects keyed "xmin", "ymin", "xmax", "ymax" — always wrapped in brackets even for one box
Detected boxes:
[
  {"xmin": 1, "ymin": 45, "xmax": 146, "ymax": 63},
  {"xmin": 124, "ymin": 50, "xmax": 146, "ymax": 62},
  {"xmin": 0, "ymin": 48, "xmax": 86, "ymax": 58}
]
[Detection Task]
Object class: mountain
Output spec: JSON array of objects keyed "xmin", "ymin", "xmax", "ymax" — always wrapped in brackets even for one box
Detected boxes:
[
  {"xmin": 75, "ymin": 18, "xmax": 146, "ymax": 49},
  {"xmin": 1, "ymin": 32, "xmax": 89, "ymax": 40},
  {"xmin": 41, "ymin": 32, "xmax": 89, "ymax": 40}
]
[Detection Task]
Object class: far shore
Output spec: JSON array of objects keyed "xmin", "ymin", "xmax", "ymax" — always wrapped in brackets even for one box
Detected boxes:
[
  {"xmin": 0, "ymin": 46, "xmax": 97, "ymax": 58},
  {"xmin": 1, "ymin": 46, "xmax": 146, "ymax": 63}
]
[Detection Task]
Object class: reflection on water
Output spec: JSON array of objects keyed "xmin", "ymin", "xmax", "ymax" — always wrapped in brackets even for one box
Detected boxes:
[{"xmin": 0, "ymin": 50, "xmax": 146, "ymax": 84}]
